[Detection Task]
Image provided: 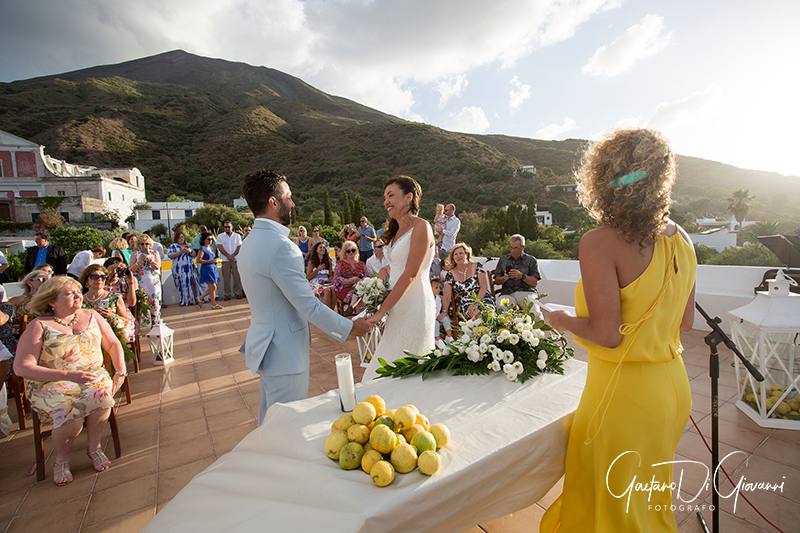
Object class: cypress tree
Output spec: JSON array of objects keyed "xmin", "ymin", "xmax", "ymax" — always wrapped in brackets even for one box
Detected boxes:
[
  {"xmin": 341, "ymin": 191, "xmax": 351, "ymax": 225},
  {"xmin": 323, "ymin": 189, "xmax": 333, "ymax": 226},
  {"xmin": 352, "ymin": 194, "xmax": 365, "ymax": 223}
]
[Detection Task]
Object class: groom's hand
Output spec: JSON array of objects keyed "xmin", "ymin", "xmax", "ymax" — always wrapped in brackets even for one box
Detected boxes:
[{"xmin": 351, "ymin": 317, "xmax": 372, "ymax": 337}]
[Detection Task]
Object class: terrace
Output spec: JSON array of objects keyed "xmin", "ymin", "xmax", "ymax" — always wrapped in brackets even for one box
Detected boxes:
[{"xmin": 1, "ymin": 266, "xmax": 798, "ymax": 532}]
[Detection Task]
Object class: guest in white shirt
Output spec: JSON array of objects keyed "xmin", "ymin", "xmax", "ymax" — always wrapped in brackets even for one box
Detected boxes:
[
  {"xmin": 365, "ymin": 240, "xmax": 389, "ymax": 277},
  {"xmin": 66, "ymin": 247, "xmax": 105, "ymax": 279},
  {"xmin": 439, "ymin": 203, "xmax": 461, "ymax": 261},
  {"xmin": 216, "ymin": 220, "xmax": 244, "ymax": 300}
]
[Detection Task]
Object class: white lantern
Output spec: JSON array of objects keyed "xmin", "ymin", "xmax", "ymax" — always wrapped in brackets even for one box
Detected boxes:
[
  {"xmin": 146, "ymin": 321, "xmax": 175, "ymax": 366},
  {"xmin": 727, "ymin": 271, "xmax": 800, "ymax": 430}
]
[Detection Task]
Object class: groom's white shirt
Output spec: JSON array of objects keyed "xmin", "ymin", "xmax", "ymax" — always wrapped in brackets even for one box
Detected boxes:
[{"xmin": 238, "ymin": 217, "xmax": 353, "ymax": 379}]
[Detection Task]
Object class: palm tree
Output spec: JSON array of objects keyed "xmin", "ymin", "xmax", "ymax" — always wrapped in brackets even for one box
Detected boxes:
[
  {"xmin": 741, "ymin": 220, "xmax": 791, "ymax": 245},
  {"xmin": 727, "ymin": 189, "xmax": 755, "ymax": 229}
]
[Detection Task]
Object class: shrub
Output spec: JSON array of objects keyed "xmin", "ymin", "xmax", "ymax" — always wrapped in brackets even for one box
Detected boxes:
[
  {"xmin": 0, "ymin": 221, "xmax": 34, "ymax": 233},
  {"xmin": 706, "ymin": 244, "xmax": 782, "ymax": 266},
  {"xmin": 50, "ymin": 226, "xmax": 113, "ymax": 262},
  {"xmin": 34, "ymin": 207, "xmax": 66, "ymax": 232},
  {"xmin": 4, "ymin": 252, "xmax": 24, "ymax": 282},
  {"xmin": 150, "ymin": 223, "xmax": 168, "ymax": 237}
]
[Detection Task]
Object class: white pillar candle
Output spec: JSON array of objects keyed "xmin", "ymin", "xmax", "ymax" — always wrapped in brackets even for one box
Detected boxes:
[{"xmin": 335, "ymin": 353, "xmax": 357, "ymax": 412}]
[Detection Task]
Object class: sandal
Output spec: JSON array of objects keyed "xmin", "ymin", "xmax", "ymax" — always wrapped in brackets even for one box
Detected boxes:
[
  {"xmin": 195, "ymin": 298, "xmax": 203, "ymax": 308},
  {"xmin": 54, "ymin": 461, "xmax": 73, "ymax": 486},
  {"xmin": 212, "ymin": 304, "xmax": 224, "ymax": 310},
  {"xmin": 87, "ymin": 449, "xmax": 111, "ymax": 472}
]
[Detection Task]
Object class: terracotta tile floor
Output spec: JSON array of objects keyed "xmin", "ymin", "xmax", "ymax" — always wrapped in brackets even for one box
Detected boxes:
[{"xmin": 1, "ymin": 299, "xmax": 797, "ymax": 532}]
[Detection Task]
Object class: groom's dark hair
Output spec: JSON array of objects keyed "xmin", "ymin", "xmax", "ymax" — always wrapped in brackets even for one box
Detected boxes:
[{"xmin": 243, "ymin": 169, "xmax": 287, "ymax": 217}]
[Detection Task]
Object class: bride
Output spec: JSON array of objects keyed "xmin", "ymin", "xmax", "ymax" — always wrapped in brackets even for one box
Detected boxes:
[{"xmin": 361, "ymin": 176, "xmax": 435, "ymax": 382}]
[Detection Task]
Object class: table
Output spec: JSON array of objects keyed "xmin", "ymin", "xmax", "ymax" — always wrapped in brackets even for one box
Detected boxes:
[{"xmin": 143, "ymin": 359, "xmax": 588, "ymax": 533}]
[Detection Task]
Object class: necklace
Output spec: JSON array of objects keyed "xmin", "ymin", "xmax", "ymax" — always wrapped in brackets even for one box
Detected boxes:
[
  {"xmin": 53, "ymin": 312, "xmax": 80, "ymax": 327},
  {"xmin": 457, "ymin": 265, "xmax": 468, "ymax": 276},
  {"xmin": 84, "ymin": 290, "xmax": 106, "ymax": 302}
]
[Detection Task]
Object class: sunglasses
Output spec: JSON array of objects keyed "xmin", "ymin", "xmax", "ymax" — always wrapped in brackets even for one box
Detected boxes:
[
  {"xmin": 224, "ymin": 226, "xmax": 232, "ymax": 229},
  {"xmin": 346, "ymin": 250, "xmax": 357, "ymax": 254},
  {"xmin": 89, "ymin": 274, "xmax": 108, "ymax": 281},
  {"xmin": 33, "ymin": 276, "xmax": 49, "ymax": 283},
  {"xmin": 375, "ymin": 245, "xmax": 384, "ymax": 249}
]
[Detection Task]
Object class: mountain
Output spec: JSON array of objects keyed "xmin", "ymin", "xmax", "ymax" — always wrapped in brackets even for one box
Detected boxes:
[{"xmin": 1, "ymin": 50, "xmax": 797, "ymax": 224}]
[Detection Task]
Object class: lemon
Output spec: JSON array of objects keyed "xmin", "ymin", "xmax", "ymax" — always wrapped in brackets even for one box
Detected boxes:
[
  {"xmin": 371, "ymin": 460, "xmax": 395, "ymax": 487},
  {"xmin": 347, "ymin": 424, "xmax": 370, "ymax": 444},
  {"xmin": 363, "ymin": 441, "xmax": 373, "ymax": 453},
  {"xmin": 325, "ymin": 431, "xmax": 350, "ymax": 460},
  {"xmin": 418, "ymin": 450, "xmax": 441, "ymax": 475},
  {"xmin": 374, "ymin": 415, "xmax": 395, "ymax": 431},
  {"xmin": 393, "ymin": 406, "xmax": 417, "ymax": 431},
  {"xmin": 429, "ymin": 424, "xmax": 451, "ymax": 449},
  {"xmin": 370, "ymin": 424, "xmax": 398, "ymax": 454},
  {"xmin": 353, "ymin": 402, "xmax": 377, "ymax": 425},
  {"xmin": 335, "ymin": 413, "xmax": 356, "ymax": 432},
  {"xmin": 364, "ymin": 395, "xmax": 387, "ymax": 417},
  {"xmin": 410, "ymin": 431, "xmax": 437, "ymax": 455},
  {"xmin": 770, "ymin": 383, "xmax": 783, "ymax": 391},
  {"xmin": 385, "ymin": 409, "xmax": 397, "ymax": 421},
  {"xmin": 404, "ymin": 404, "xmax": 420, "ymax": 416},
  {"xmin": 361, "ymin": 449, "xmax": 384, "ymax": 474},
  {"xmin": 390, "ymin": 442, "xmax": 418, "ymax": 474},
  {"xmin": 339, "ymin": 442, "xmax": 364, "ymax": 470},
  {"xmin": 402, "ymin": 424, "xmax": 425, "ymax": 442},
  {"xmin": 415, "ymin": 413, "xmax": 430, "ymax": 430},
  {"xmin": 776, "ymin": 402, "xmax": 791, "ymax": 414}
]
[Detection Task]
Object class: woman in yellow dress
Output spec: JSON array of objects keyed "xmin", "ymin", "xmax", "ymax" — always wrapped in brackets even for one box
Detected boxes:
[{"xmin": 542, "ymin": 128, "xmax": 697, "ymax": 532}]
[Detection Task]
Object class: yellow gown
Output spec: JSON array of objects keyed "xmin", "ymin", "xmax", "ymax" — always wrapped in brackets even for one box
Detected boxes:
[{"xmin": 541, "ymin": 232, "xmax": 696, "ymax": 532}]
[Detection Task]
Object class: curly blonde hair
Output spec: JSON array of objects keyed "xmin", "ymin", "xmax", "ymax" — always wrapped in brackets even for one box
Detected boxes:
[
  {"xmin": 576, "ymin": 128, "xmax": 676, "ymax": 245},
  {"xmin": 28, "ymin": 276, "xmax": 82, "ymax": 317},
  {"xmin": 444, "ymin": 242, "xmax": 473, "ymax": 270}
]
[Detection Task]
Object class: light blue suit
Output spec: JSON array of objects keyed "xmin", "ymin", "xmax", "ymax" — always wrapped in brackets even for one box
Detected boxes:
[{"xmin": 238, "ymin": 218, "xmax": 354, "ymax": 424}]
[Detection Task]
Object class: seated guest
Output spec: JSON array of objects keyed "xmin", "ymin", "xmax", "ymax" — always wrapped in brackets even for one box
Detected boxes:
[
  {"xmin": 103, "ymin": 258, "xmax": 138, "ymax": 339},
  {"xmin": 431, "ymin": 277, "xmax": 453, "ymax": 349},
  {"xmin": 493, "ymin": 234, "xmax": 544, "ymax": 320},
  {"xmin": 365, "ymin": 240, "xmax": 389, "ymax": 277},
  {"xmin": 23, "ymin": 231, "xmax": 67, "ymax": 275},
  {"xmin": 14, "ymin": 276, "xmax": 127, "ymax": 485},
  {"xmin": 306, "ymin": 241, "xmax": 336, "ymax": 310},
  {"xmin": 66, "ymin": 247, "xmax": 105, "ymax": 280},
  {"xmin": 333, "ymin": 241, "xmax": 366, "ymax": 315},
  {"xmin": 79, "ymin": 264, "xmax": 133, "ymax": 343},
  {"xmin": 9, "ymin": 265, "xmax": 54, "ymax": 320},
  {"xmin": 439, "ymin": 242, "xmax": 494, "ymax": 321},
  {"xmin": 331, "ymin": 241, "xmax": 343, "ymax": 268}
]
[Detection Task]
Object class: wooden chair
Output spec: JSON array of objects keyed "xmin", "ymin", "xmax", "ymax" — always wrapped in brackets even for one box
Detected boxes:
[
  {"xmin": 127, "ymin": 336, "xmax": 141, "ymax": 374},
  {"xmin": 8, "ymin": 315, "xmax": 31, "ymax": 429}
]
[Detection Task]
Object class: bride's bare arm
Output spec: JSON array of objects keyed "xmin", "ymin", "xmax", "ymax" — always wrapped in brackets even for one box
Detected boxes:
[{"xmin": 367, "ymin": 219, "xmax": 433, "ymax": 324}]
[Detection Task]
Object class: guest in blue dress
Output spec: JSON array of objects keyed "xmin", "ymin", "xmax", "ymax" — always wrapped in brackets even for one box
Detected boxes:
[
  {"xmin": 167, "ymin": 231, "xmax": 202, "ymax": 306},
  {"xmin": 196, "ymin": 233, "xmax": 222, "ymax": 309},
  {"xmin": 296, "ymin": 226, "xmax": 310, "ymax": 267}
]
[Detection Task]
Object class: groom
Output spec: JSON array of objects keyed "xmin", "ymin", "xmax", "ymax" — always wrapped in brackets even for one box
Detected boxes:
[{"xmin": 238, "ymin": 169, "xmax": 371, "ymax": 425}]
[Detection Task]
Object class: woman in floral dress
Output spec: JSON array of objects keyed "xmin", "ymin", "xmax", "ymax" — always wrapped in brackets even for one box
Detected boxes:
[
  {"xmin": 333, "ymin": 241, "xmax": 367, "ymax": 314},
  {"xmin": 440, "ymin": 242, "xmax": 495, "ymax": 320},
  {"xmin": 130, "ymin": 234, "xmax": 162, "ymax": 327},
  {"xmin": 14, "ymin": 276, "xmax": 127, "ymax": 485},
  {"xmin": 79, "ymin": 264, "xmax": 134, "ymax": 345},
  {"xmin": 167, "ymin": 231, "xmax": 201, "ymax": 306}
]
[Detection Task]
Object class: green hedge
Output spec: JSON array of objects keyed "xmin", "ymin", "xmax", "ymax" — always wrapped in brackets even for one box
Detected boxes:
[{"xmin": 0, "ymin": 221, "xmax": 34, "ymax": 232}]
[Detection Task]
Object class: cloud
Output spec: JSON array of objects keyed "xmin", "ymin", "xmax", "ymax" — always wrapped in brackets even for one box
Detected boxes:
[
  {"xmin": 0, "ymin": 0, "xmax": 621, "ymax": 120},
  {"xmin": 441, "ymin": 106, "xmax": 490, "ymax": 134},
  {"xmin": 508, "ymin": 76, "xmax": 532, "ymax": 114},
  {"xmin": 582, "ymin": 14, "xmax": 672, "ymax": 77},
  {"xmin": 646, "ymin": 85, "xmax": 722, "ymax": 132},
  {"xmin": 536, "ymin": 118, "xmax": 577, "ymax": 139},
  {"xmin": 436, "ymin": 75, "xmax": 469, "ymax": 108}
]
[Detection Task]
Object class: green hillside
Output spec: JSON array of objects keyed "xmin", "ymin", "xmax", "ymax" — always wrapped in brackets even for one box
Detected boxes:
[{"xmin": 1, "ymin": 50, "xmax": 797, "ymax": 226}]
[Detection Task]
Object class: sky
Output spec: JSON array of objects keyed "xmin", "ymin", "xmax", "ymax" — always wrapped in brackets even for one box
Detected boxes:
[{"xmin": 1, "ymin": 0, "xmax": 799, "ymax": 176}]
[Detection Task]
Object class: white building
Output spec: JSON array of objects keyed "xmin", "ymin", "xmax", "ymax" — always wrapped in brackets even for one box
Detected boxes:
[
  {"xmin": 0, "ymin": 129, "xmax": 146, "ymax": 223},
  {"xmin": 132, "ymin": 201, "xmax": 204, "ymax": 234},
  {"xmin": 690, "ymin": 217, "xmax": 759, "ymax": 252}
]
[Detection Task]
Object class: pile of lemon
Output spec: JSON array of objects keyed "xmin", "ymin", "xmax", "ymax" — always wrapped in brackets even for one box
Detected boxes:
[
  {"xmin": 323, "ymin": 394, "xmax": 451, "ymax": 487},
  {"xmin": 742, "ymin": 382, "xmax": 800, "ymax": 420}
]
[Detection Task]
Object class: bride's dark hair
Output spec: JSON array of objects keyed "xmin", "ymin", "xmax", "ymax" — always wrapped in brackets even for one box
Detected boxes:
[{"xmin": 380, "ymin": 175, "xmax": 421, "ymax": 244}]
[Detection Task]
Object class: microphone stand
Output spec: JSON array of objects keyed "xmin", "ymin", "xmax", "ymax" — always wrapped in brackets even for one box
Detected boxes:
[{"xmin": 693, "ymin": 302, "xmax": 764, "ymax": 533}]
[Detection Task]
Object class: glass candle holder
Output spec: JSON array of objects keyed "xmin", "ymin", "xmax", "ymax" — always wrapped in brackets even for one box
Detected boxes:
[{"xmin": 335, "ymin": 353, "xmax": 357, "ymax": 412}]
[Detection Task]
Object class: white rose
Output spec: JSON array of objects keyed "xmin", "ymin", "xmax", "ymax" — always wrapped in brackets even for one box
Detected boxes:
[
  {"xmin": 503, "ymin": 351, "xmax": 514, "ymax": 364},
  {"xmin": 491, "ymin": 360, "xmax": 501, "ymax": 372},
  {"xmin": 513, "ymin": 361, "xmax": 524, "ymax": 373},
  {"xmin": 481, "ymin": 334, "xmax": 493, "ymax": 344},
  {"xmin": 536, "ymin": 359, "xmax": 547, "ymax": 370},
  {"xmin": 433, "ymin": 349, "xmax": 442, "ymax": 357},
  {"xmin": 530, "ymin": 337, "xmax": 540, "ymax": 347},
  {"xmin": 509, "ymin": 334, "xmax": 520, "ymax": 345},
  {"xmin": 503, "ymin": 363, "xmax": 513, "ymax": 374},
  {"xmin": 538, "ymin": 350, "xmax": 548, "ymax": 361},
  {"xmin": 442, "ymin": 347, "xmax": 451, "ymax": 356},
  {"xmin": 460, "ymin": 335, "xmax": 471, "ymax": 344},
  {"xmin": 492, "ymin": 350, "xmax": 503, "ymax": 361},
  {"xmin": 506, "ymin": 370, "xmax": 518, "ymax": 382}
]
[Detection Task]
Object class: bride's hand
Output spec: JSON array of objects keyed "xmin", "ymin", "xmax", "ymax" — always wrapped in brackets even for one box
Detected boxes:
[
  {"xmin": 366, "ymin": 314, "xmax": 382, "ymax": 326},
  {"xmin": 548, "ymin": 310, "xmax": 572, "ymax": 332}
]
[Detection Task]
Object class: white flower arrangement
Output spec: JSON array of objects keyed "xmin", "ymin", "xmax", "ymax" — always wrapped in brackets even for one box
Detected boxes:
[
  {"xmin": 351, "ymin": 276, "xmax": 390, "ymax": 315},
  {"xmin": 376, "ymin": 300, "xmax": 573, "ymax": 383}
]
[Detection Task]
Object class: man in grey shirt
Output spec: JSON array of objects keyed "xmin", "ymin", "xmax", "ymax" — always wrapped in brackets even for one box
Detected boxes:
[{"xmin": 493, "ymin": 234, "xmax": 543, "ymax": 320}]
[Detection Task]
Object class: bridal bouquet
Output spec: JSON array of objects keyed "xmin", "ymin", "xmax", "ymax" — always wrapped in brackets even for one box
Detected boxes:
[
  {"xmin": 376, "ymin": 299, "xmax": 573, "ymax": 383},
  {"xmin": 352, "ymin": 276, "xmax": 390, "ymax": 316}
]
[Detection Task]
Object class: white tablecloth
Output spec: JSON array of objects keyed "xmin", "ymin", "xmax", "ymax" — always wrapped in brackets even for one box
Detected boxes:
[{"xmin": 143, "ymin": 359, "xmax": 588, "ymax": 533}]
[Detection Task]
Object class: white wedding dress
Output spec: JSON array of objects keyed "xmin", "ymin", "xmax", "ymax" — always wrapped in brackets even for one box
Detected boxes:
[{"xmin": 361, "ymin": 223, "xmax": 436, "ymax": 382}]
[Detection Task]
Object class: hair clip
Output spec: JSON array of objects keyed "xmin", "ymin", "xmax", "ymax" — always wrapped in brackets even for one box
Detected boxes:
[{"xmin": 610, "ymin": 170, "xmax": 646, "ymax": 188}]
